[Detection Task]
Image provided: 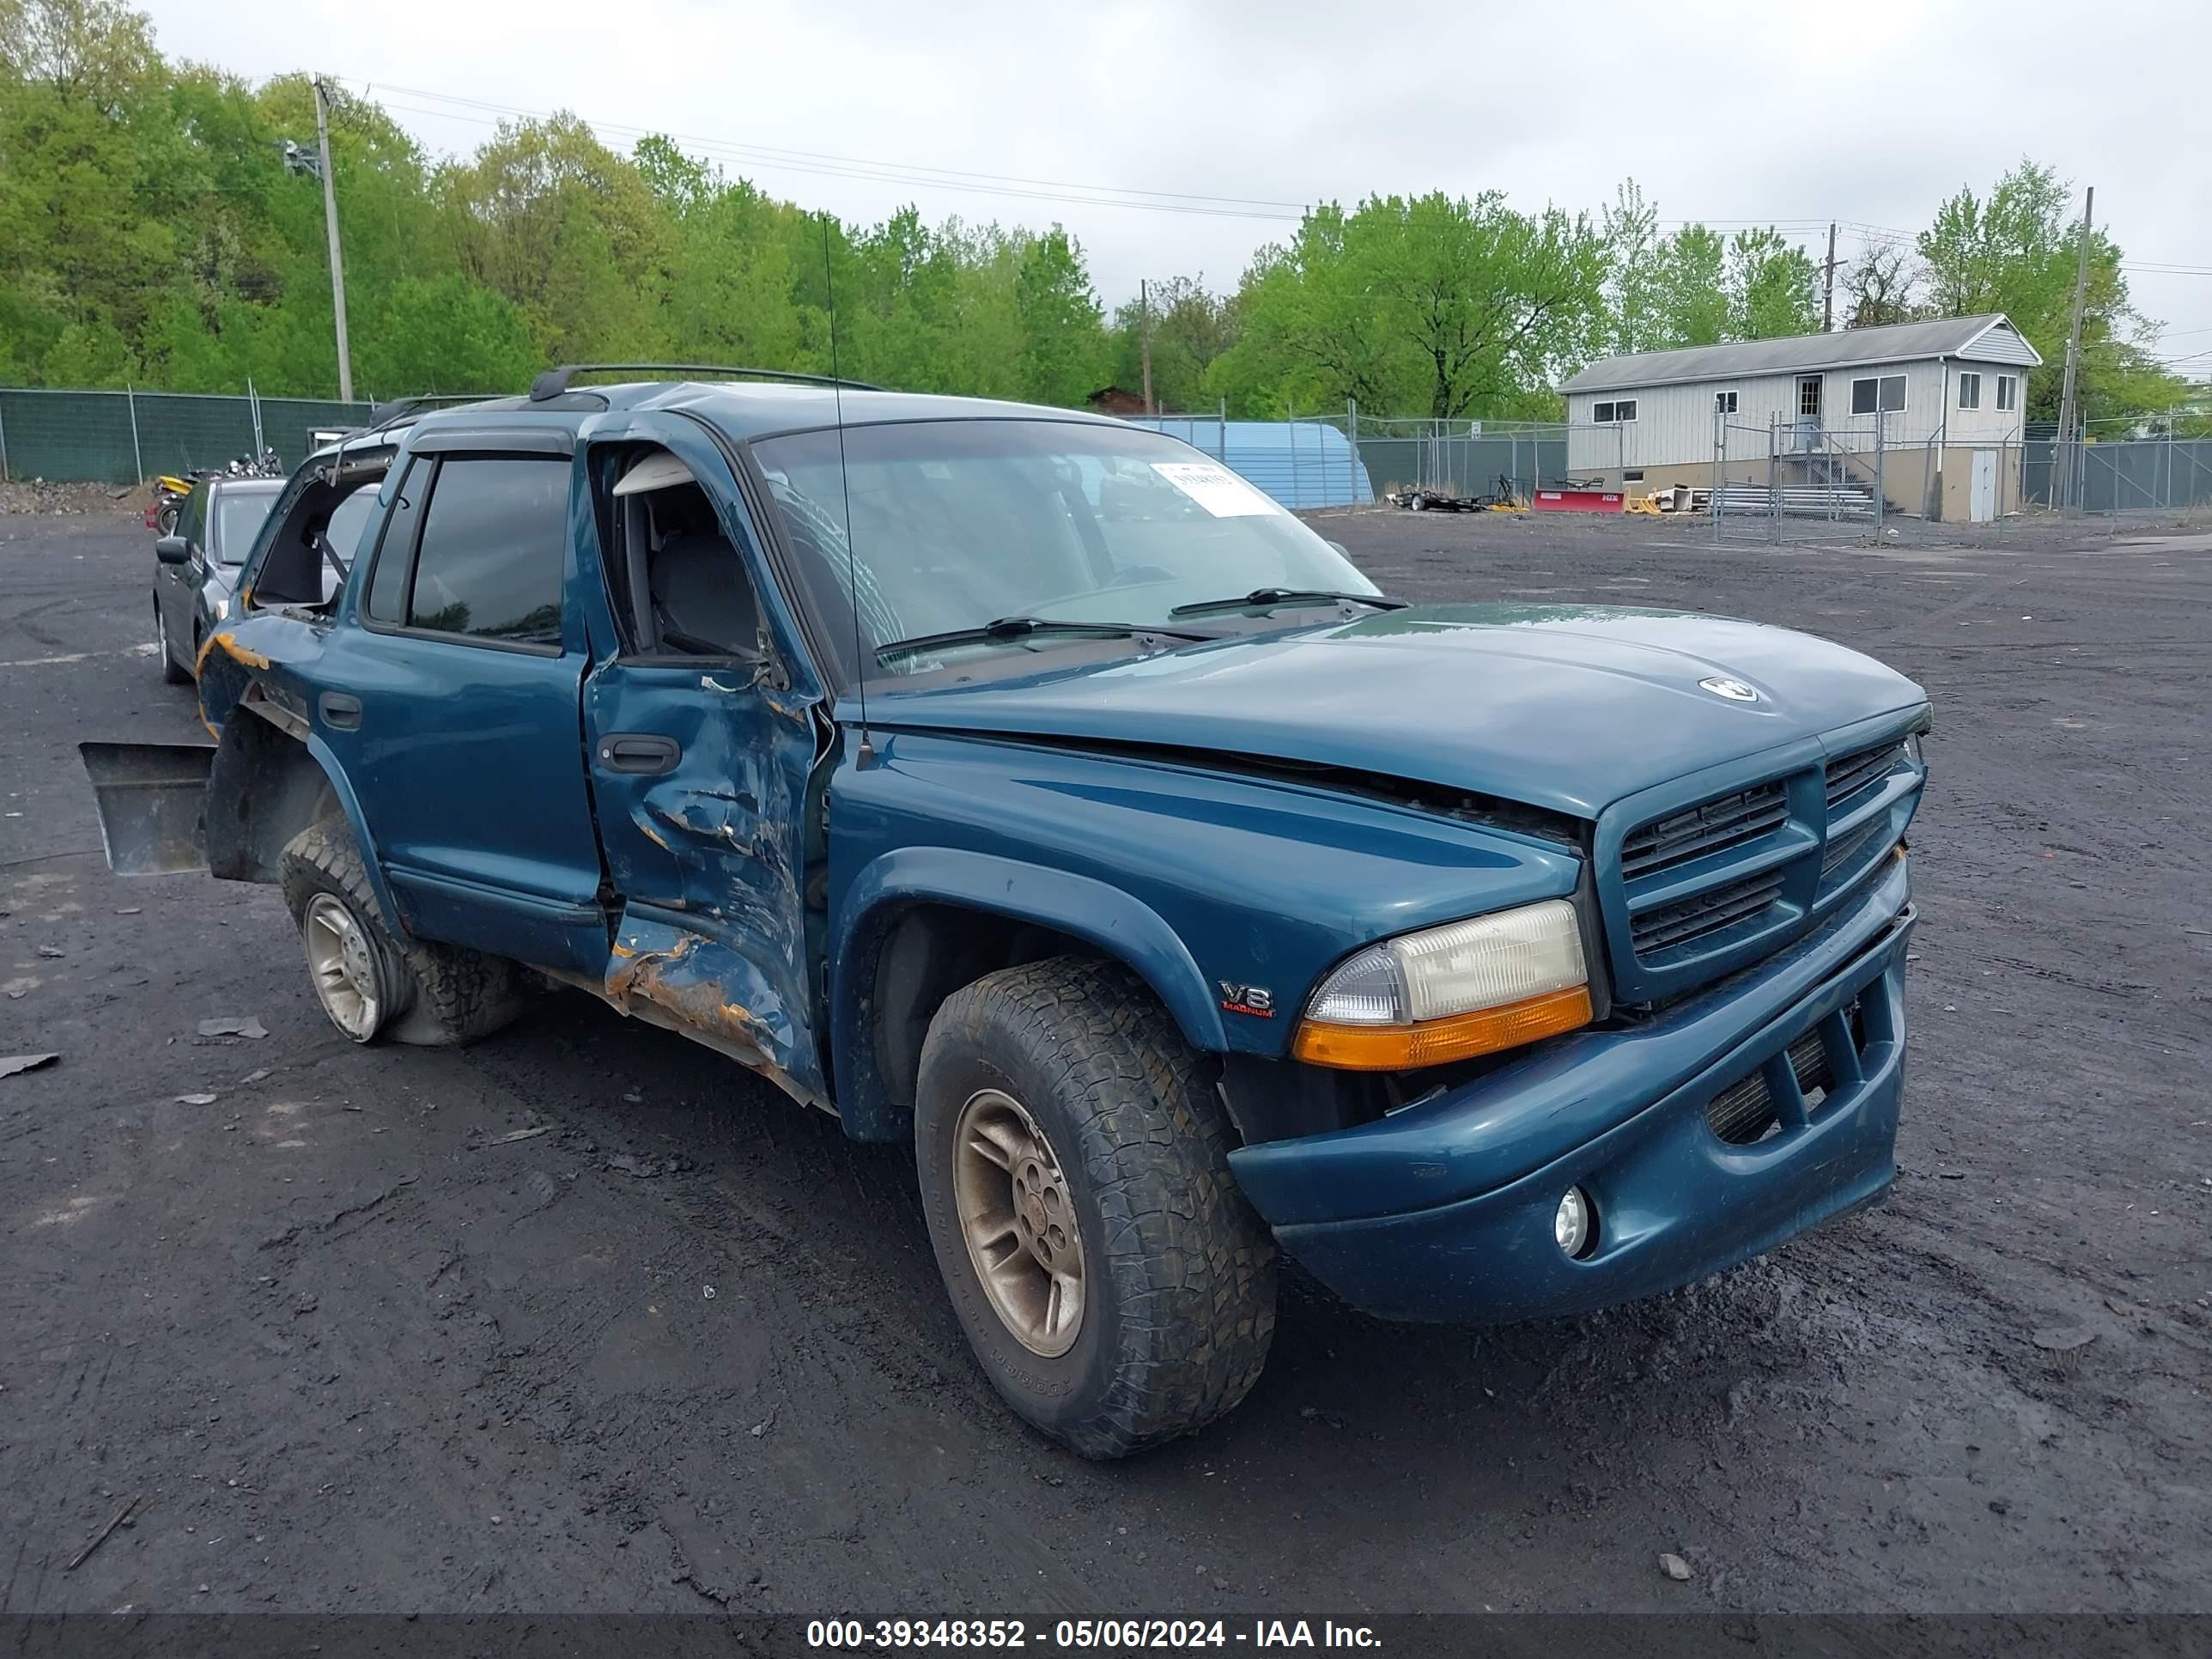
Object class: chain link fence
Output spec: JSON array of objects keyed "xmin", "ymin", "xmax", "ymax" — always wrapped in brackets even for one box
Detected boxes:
[
  {"xmin": 2028, "ymin": 428, "xmax": 2212, "ymax": 515},
  {"xmin": 1339, "ymin": 417, "xmax": 1589, "ymax": 503},
  {"xmin": 1709, "ymin": 413, "xmax": 1891, "ymax": 544},
  {"xmin": 0, "ymin": 387, "xmax": 469, "ymax": 484}
]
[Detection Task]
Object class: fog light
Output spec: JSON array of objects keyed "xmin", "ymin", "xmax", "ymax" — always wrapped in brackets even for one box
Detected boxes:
[{"xmin": 1554, "ymin": 1187, "xmax": 1595, "ymax": 1259}]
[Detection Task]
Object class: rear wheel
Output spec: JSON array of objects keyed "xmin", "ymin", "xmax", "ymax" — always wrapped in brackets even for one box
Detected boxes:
[
  {"xmin": 155, "ymin": 600, "xmax": 191, "ymax": 684},
  {"xmin": 278, "ymin": 821, "xmax": 528, "ymax": 1046},
  {"xmin": 915, "ymin": 957, "xmax": 1277, "ymax": 1458}
]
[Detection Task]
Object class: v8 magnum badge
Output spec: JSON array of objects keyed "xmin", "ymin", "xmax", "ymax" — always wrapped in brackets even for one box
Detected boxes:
[
  {"xmin": 1218, "ymin": 981, "xmax": 1275, "ymax": 1018},
  {"xmin": 1698, "ymin": 676, "xmax": 1761, "ymax": 702}
]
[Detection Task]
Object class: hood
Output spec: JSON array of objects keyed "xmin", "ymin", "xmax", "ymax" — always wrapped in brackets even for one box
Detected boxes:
[{"xmin": 863, "ymin": 604, "xmax": 1927, "ymax": 819}]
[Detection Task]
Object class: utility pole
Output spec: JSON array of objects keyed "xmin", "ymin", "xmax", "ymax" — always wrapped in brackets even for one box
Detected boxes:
[
  {"xmin": 1139, "ymin": 278, "xmax": 1154, "ymax": 416},
  {"xmin": 2054, "ymin": 185, "xmax": 2094, "ymax": 507},
  {"xmin": 312, "ymin": 76, "xmax": 354, "ymax": 403},
  {"xmin": 1821, "ymin": 222, "xmax": 1838, "ymax": 331}
]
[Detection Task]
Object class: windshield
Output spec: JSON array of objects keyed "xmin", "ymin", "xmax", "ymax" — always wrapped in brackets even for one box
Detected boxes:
[
  {"xmin": 213, "ymin": 485, "xmax": 283, "ymax": 564},
  {"xmin": 750, "ymin": 420, "xmax": 1377, "ymax": 680}
]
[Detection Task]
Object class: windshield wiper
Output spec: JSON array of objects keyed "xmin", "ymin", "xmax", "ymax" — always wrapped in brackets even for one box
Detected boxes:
[
  {"xmin": 874, "ymin": 616, "xmax": 1206, "ymax": 665},
  {"xmin": 1168, "ymin": 587, "xmax": 1406, "ymax": 619}
]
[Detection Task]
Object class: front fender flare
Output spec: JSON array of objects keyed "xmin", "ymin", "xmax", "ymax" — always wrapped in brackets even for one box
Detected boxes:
[{"xmin": 831, "ymin": 847, "xmax": 1229, "ymax": 1139}]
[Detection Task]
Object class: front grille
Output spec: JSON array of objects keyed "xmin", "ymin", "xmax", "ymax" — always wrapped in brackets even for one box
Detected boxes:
[
  {"xmin": 1820, "ymin": 817, "xmax": 1883, "ymax": 882},
  {"xmin": 1826, "ymin": 740, "xmax": 1905, "ymax": 810},
  {"xmin": 1704, "ymin": 1002, "xmax": 1862, "ymax": 1145},
  {"xmin": 1622, "ymin": 781, "xmax": 1787, "ymax": 880},
  {"xmin": 1631, "ymin": 870, "xmax": 1785, "ymax": 955}
]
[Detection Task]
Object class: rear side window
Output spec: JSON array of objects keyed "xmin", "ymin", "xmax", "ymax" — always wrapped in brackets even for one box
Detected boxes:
[
  {"xmin": 364, "ymin": 459, "xmax": 428, "ymax": 624},
  {"xmin": 404, "ymin": 458, "xmax": 567, "ymax": 647}
]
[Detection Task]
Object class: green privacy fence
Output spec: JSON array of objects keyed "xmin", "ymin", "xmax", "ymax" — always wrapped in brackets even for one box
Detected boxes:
[{"xmin": 0, "ymin": 387, "xmax": 460, "ymax": 483}]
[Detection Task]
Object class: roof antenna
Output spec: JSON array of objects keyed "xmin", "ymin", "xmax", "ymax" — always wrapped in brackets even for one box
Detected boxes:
[{"xmin": 823, "ymin": 211, "xmax": 874, "ymax": 771}]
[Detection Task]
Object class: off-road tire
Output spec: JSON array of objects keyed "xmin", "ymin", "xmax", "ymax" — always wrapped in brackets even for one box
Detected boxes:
[
  {"xmin": 156, "ymin": 600, "xmax": 191, "ymax": 684},
  {"xmin": 915, "ymin": 957, "xmax": 1277, "ymax": 1458},
  {"xmin": 277, "ymin": 820, "xmax": 527, "ymax": 1046}
]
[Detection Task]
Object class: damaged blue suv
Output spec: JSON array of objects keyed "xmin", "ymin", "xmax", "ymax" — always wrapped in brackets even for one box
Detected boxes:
[{"xmin": 99, "ymin": 368, "xmax": 1928, "ymax": 1458}]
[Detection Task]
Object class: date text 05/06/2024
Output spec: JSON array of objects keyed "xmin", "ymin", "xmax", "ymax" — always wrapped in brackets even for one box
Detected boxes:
[{"xmin": 805, "ymin": 1618, "xmax": 1382, "ymax": 1649}]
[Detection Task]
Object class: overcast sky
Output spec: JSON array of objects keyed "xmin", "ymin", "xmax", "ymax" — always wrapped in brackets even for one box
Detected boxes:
[{"xmin": 144, "ymin": 0, "xmax": 2212, "ymax": 370}]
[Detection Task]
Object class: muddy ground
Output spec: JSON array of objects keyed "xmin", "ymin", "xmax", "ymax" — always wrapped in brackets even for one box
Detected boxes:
[{"xmin": 2, "ymin": 505, "xmax": 2207, "ymax": 1621}]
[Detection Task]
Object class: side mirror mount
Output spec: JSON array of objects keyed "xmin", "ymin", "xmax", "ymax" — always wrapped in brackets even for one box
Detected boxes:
[{"xmin": 155, "ymin": 535, "xmax": 191, "ymax": 565}]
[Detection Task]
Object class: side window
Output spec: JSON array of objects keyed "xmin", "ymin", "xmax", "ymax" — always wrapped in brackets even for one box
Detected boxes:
[
  {"xmin": 182, "ymin": 482, "xmax": 210, "ymax": 551},
  {"xmin": 404, "ymin": 458, "xmax": 568, "ymax": 647},
  {"xmin": 364, "ymin": 458, "xmax": 428, "ymax": 624}
]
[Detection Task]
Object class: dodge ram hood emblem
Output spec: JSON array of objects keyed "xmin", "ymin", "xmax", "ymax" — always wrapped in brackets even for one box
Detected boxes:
[{"xmin": 1698, "ymin": 676, "xmax": 1761, "ymax": 702}]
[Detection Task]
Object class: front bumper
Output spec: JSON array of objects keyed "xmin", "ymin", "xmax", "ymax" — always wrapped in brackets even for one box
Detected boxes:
[{"xmin": 1228, "ymin": 854, "xmax": 1915, "ymax": 1323}]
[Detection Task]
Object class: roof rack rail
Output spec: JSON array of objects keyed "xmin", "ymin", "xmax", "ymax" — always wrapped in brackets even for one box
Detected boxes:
[{"xmin": 528, "ymin": 362, "xmax": 884, "ymax": 402}]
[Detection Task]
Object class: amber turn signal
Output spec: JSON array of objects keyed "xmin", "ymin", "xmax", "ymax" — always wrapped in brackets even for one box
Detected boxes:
[{"xmin": 1291, "ymin": 984, "xmax": 1594, "ymax": 1072}]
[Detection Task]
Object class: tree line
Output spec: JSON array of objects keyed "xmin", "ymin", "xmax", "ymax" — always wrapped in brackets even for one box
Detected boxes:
[{"xmin": 0, "ymin": 0, "xmax": 2188, "ymax": 428}]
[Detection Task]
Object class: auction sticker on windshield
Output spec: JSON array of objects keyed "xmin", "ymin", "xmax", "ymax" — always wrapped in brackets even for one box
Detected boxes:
[{"xmin": 1150, "ymin": 462, "xmax": 1280, "ymax": 517}]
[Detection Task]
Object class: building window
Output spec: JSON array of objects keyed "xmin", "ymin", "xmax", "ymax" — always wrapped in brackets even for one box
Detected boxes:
[
  {"xmin": 1798, "ymin": 376, "xmax": 1822, "ymax": 416},
  {"xmin": 1959, "ymin": 372, "xmax": 1981, "ymax": 410},
  {"xmin": 1850, "ymin": 374, "xmax": 1906, "ymax": 416},
  {"xmin": 1591, "ymin": 399, "xmax": 1636, "ymax": 423},
  {"xmin": 1714, "ymin": 390, "xmax": 1739, "ymax": 414},
  {"xmin": 1996, "ymin": 374, "xmax": 2018, "ymax": 412},
  {"xmin": 1624, "ymin": 470, "xmax": 1645, "ymax": 483}
]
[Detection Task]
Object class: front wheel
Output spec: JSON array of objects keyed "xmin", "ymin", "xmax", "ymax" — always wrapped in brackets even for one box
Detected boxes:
[
  {"xmin": 156, "ymin": 499, "xmax": 180, "ymax": 537},
  {"xmin": 915, "ymin": 957, "xmax": 1277, "ymax": 1458}
]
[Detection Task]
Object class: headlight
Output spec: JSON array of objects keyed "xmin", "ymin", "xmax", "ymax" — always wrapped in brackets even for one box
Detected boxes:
[{"xmin": 1292, "ymin": 898, "xmax": 1592, "ymax": 1071}]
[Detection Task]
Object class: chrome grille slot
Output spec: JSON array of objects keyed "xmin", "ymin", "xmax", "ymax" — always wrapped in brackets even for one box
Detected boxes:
[
  {"xmin": 1621, "ymin": 781, "xmax": 1787, "ymax": 880},
  {"xmin": 1631, "ymin": 871, "xmax": 1785, "ymax": 955},
  {"xmin": 1825, "ymin": 740, "xmax": 1905, "ymax": 810}
]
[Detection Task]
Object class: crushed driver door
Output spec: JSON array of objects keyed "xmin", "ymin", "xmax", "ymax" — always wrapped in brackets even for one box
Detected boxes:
[{"xmin": 576, "ymin": 415, "xmax": 832, "ymax": 1107}]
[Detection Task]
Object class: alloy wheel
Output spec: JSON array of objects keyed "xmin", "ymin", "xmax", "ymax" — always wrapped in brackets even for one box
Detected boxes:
[
  {"xmin": 951, "ymin": 1087, "xmax": 1087, "ymax": 1357},
  {"xmin": 302, "ymin": 892, "xmax": 381, "ymax": 1040}
]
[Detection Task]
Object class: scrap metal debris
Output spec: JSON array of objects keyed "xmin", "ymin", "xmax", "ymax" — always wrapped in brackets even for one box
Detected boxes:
[
  {"xmin": 197, "ymin": 1017, "xmax": 268, "ymax": 1040},
  {"xmin": 65, "ymin": 1493, "xmax": 141, "ymax": 1571},
  {"xmin": 605, "ymin": 1152, "xmax": 692, "ymax": 1179},
  {"xmin": 1658, "ymin": 1553, "xmax": 1692, "ymax": 1582},
  {"xmin": 176, "ymin": 1091, "xmax": 218, "ymax": 1106},
  {"xmin": 2031, "ymin": 1325, "xmax": 2100, "ymax": 1352},
  {"xmin": 2, "ymin": 1053, "xmax": 60, "ymax": 1079},
  {"xmin": 477, "ymin": 1125, "xmax": 551, "ymax": 1146}
]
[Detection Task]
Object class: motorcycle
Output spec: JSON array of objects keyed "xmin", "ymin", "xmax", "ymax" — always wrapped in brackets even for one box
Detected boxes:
[
  {"xmin": 149, "ymin": 474, "xmax": 195, "ymax": 536},
  {"xmin": 145, "ymin": 450, "xmax": 283, "ymax": 534}
]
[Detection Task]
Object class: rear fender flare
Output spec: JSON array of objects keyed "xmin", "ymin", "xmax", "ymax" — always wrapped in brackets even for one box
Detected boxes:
[
  {"xmin": 831, "ymin": 847, "xmax": 1228, "ymax": 1140},
  {"xmin": 203, "ymin": 714, "xmax": 403, "ymax": 933}
]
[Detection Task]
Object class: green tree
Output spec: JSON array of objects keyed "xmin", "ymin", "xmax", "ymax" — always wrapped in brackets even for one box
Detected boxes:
[
  {"xmin": 1108, "ymin": 275, "xmax": 1239, "ymax": 412},
  {"xmin": 1916, "ymin": 160, "xmax": 2178, "ymax": 422},
  {"xmin": 1601, "ymin": 179, "xmax": 1663, "ymax": 354},
  {"xmin": 1646, "ymin": 224, "xmax": 1729, "ymax": 349},
  {"xmin": 1012, "ymin": 227, "xmax": 1106, "ymax": 406},
  {"xmin": 1726, "ymin": 228, "xmax": 1820, "ymax": 339},
  {"xmin": 1218, "ymin": 192, "xmax": 1607, "ymax": 419}
]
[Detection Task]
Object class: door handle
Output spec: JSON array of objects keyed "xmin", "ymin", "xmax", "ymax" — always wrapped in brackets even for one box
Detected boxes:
[
  {"xmin": 319, "ymin": 692, "xmax": 362, "ymax": 731},
  {"xmin": 597, "ymin": 733, "xmax": 682, "ymax": 775}
]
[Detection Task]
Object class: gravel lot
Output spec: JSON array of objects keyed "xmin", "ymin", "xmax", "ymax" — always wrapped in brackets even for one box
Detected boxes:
[{"xmin": 3, "ymin": 505, "xmax": 2207, "ymax": 1621}]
